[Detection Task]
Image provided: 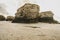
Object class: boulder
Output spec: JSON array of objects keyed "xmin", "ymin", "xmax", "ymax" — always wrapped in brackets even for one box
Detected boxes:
[
  {"xmin": 6, "ymin": 16, "xmax": 15, "ymax": 21},
  {"xmin": 12, "ymin": 3, "xmax": 40, "ymax": 23},
  {"xmin": 0, "ymin": 15, "xmax": 5, "ymax": 21},
  {"xmin": 38, "ymin": 11, "xmax": 54, "ymax": 23}
]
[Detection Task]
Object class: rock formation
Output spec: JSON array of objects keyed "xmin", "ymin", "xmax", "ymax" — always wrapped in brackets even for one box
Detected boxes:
[
  {"xmin": 6, "ymin": 16, "xmax": 15, "ymax": 21},
  {"xmin": 12, "ymin": 3, "xmax": 58, "ymax": 23},
  {"xmin": 38, "ymin": 11, "xmax": 58, "ymax": 23},
  {"xmin": 0, "ymin": 15, "xmax": 5, "ymax": 21},
  {"xmin": 12, "ymin": 3, "xmax": 40, "ymax": 23}
]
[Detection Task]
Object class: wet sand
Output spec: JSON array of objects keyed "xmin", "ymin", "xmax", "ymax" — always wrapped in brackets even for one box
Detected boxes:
[{"xmin": 0, "ymin": 21, "xmax": 60, "ymax": 40}]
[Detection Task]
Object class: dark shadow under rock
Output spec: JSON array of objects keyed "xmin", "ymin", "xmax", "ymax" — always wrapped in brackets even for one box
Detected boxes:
[
  {"xmin": 12, "ymin": 17, "xmax": 38, "ymax": 23},
  {"xmin": 38, "ymin": 17, "xmax": 54, "ymax": 23},
  {"xmin": 38, "ymin": 17, "xmax": 59, "ymax": 24},
  {"xmin": 24, "ymin": 26, "xmax": 40, "ymax": 28}
]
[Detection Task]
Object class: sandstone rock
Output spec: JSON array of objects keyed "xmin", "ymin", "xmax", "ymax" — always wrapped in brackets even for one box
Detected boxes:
[
  {"xmin": 38, "ymin": 11, "xmax": 54, "ymax": 23},
  {"xmin": 12, "ymin": 3, "xmax": 40, "ymax": 23},
  {"xmin": 15, "ymin": 3, "xmax": 40, "ymax": 19},
  {"xmin": 6, "ymin": 16, "xmax": 15, "ymax": 21},
  {"xmin": 0, "ymin": 15, "xmax": 5, "ymax": 21}
]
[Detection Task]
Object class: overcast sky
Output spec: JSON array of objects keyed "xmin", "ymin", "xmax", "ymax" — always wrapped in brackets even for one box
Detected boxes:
[{"xmin": 0, "ymin": 0, "xmax": 60, "ymax": 22}]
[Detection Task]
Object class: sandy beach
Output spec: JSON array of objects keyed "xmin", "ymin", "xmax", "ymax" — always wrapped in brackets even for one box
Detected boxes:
[{"xmin": 0, "ymin": 21, "xmax": 60, "ymax": 40}]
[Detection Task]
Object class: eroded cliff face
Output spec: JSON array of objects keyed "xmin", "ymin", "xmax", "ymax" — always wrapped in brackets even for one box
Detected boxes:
[
  {"xmin": 39, "ymin": 11, "xmax": 54, "ymax": 22},
  {"xmin": 12, "ymin": 3, "xmax": 40, "ymax": 23},
  {"xmin": 15, "ymin": 3, "xmax": 40, "ymax": 19},
  {"xmin": 38, "ymin": 11, "xmax": 58, "ymax": 23}
]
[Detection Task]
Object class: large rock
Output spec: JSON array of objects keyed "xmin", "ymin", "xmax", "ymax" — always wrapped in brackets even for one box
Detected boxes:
[
  {"xmin": 6, "ymin": 16, "xmax": 15, "ymax": 21},
  {"xmin": 12, "ymin": 3, "xmax": 40, "ymax": 23},
  {"xmin": 38, "ymin": 11, "xmax": 54, "ymax": 23},
  {"xmin": 0, "ymin": 15, "xmax": 5, "ymax": 21}
]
